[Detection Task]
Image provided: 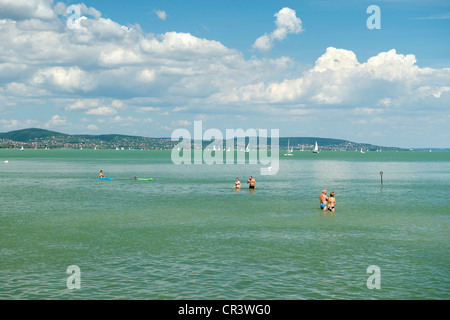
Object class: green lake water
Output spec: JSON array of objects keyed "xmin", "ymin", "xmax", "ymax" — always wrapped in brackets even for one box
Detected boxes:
[{"xmin": 0, "ymin": 149, "xmax": 449, "ymax": 299}]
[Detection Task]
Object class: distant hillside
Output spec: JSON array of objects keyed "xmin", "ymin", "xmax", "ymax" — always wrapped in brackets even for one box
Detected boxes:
[
  {"xmin": 268, "ymin": 137, "xmax": 399, "ymax": 151},
  {"xmin": 0, "ymin": 128, "xmax": 402, "ymax": 151},
  {"xmin": 0, "ymin": 128, "xmax": 68, "ymax": 142},
  {"xmin": 282, "ymin": 137, "xmax": 347, "ymax": 147},
  {"xmin": 0, "ymin": 128, "xmax": 140, "ymax": 142},
  {"xmin": 0, "ymin": 128, "xmax": 172, "ymax": 149}
]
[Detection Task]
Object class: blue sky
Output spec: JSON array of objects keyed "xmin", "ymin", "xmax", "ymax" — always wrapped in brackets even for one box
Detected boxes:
[{"xmin": 0, "ymin": 0, "xmax": 449, "ymax": 147}]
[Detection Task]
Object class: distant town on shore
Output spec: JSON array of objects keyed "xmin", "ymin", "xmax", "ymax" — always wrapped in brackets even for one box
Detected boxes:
[{"xmin": 0, "ymin": 128, "xmax": 444, "ymax": 151}]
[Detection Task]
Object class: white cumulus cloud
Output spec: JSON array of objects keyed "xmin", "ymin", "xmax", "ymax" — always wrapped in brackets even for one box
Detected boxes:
[
  {"xmin": 154, "ymin": 10, "xmax": 167, "ymax": 21},
  {"xmin": 0, "ymin": 0, "xmax": 55, "ymax": 20},
  {"xmin": 253, "ymin": 7, "xmax": 303, "ymax": 52},
  {"xmin": 44, "ymin": 114, "xmax": 70, "ymax": 128},
  {"xmin": 86, "ymin": 124, "xmax": 99, "ymax": 130},
  {"xmin": 171, "ymin": 120, "xmax": 191, "ymax": 127},
  {"xmin": 85, "ymin": 106, "xmax": 117, "ymax": 116},
  {"xmin": 214, "ymin": 47, "xmax": 450, "ymax": 109}
]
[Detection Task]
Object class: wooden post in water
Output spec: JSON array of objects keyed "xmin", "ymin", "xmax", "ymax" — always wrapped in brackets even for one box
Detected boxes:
[{"xmin": 379, "ymin": 171, "xmax": 383, "ymax": 186}]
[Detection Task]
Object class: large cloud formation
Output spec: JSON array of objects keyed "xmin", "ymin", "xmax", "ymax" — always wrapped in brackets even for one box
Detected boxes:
[
  {"xmin": 0, "ymin": 1, "xmax": 297, "ymax": 113},
  {"xmin": 215, "ymin": 47, "xmax": 449, "ymax": 107},
  {"xmin": 0, "ymin": 1, "xmax": 449, "ymax": 146}
]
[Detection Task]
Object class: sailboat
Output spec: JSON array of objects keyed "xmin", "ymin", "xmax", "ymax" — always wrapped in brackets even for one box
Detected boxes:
[
  {"xmin": 313, "ymin": 141, "xmax": 319, "ymax": 153},
  {"xmin": 20, "ymin": 146, "xmax": 24, "ymax": 151},
  {"xmin": 360, "ymin": 148, "xmax": 365, "ymax": 153},
  {"xmin": 284, "ymin": 139, "xmax": 293, "ymax": 156}
]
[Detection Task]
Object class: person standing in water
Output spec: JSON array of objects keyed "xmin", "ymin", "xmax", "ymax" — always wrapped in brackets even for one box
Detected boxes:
[
  {"xmin": 233, "ymin": 177, "xmax": 241, "ymax": 189},
  {"xmin": 247, "ymin": 176, "xmax": 256, "ymax": 189},
  {"xmin": 327, "ymin": 192, "xmax": 336, "ymax": 212},
  {"xmin": 320, "ymin": 189, "xmax": 328, "ymax": 210}
]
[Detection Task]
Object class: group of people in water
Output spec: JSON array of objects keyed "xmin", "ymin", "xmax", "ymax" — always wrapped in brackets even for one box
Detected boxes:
[
  {"xmin": 320, "ymin": 189, "xmax": 336, "ymax": 212},
  {"xmin": 232, "ymin": 176, "xmax": 337, "ymax": 212},
  {"xmin": 105, "ymin": 169, "xmax": 336, "ymax": 211},
  {"xmin": 232, "ymin": 176, "xmax": 256, "ymax": 189}
]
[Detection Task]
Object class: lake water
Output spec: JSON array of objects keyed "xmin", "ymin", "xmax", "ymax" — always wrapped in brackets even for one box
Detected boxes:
[{"xmin": 0, "ymin": 149, "xmax": 449, "ymax": 299}]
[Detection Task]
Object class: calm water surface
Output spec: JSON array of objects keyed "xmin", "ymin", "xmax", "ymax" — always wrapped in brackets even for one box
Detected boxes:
[{"xmin": 0, "ymin": 149, "xmax": 449, "ymax": 299}]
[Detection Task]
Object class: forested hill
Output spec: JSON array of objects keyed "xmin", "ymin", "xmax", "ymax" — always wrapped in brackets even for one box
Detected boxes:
[{"xmin": 0, "ymin": 128, "xmax": 402, "ymax": 151}]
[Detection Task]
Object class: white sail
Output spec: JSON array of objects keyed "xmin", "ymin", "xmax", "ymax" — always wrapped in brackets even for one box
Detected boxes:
[
  {"xmin": 284, "ymin": 139, "xmax": 293, "ymax": 156},
  {"xmin": 313, "ymin": 141, "xmax": 319, "ymax": 153}
]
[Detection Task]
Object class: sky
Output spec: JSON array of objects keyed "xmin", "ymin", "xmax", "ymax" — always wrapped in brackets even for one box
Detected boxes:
[{"xmin": 0, "ymin": 0, "xmax": 449, "ymax": 148}]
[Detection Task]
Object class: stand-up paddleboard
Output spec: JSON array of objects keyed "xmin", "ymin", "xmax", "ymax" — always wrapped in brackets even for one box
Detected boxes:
[
  {"xmin": 134, "ymin": 178, "xmax": 153, "ymax": 181},
  {"xmin": 98, "ymin": 177, "xmax": 113, "ymax": 180}
]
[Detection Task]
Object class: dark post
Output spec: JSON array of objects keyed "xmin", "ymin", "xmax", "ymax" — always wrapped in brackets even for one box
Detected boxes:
[{"xmin": 379, "ymin": 171, "xmax": 383, "ymax": 186}]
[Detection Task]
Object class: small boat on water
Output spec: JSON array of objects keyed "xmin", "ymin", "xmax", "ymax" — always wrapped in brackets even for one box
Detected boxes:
[
  {"xmin": 313, "ymin": 141, "xmax": 319, "ymax": 153},
  {"xmin": 284, "ymin": 139, "xmax": 293, "ymax": 156}
]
